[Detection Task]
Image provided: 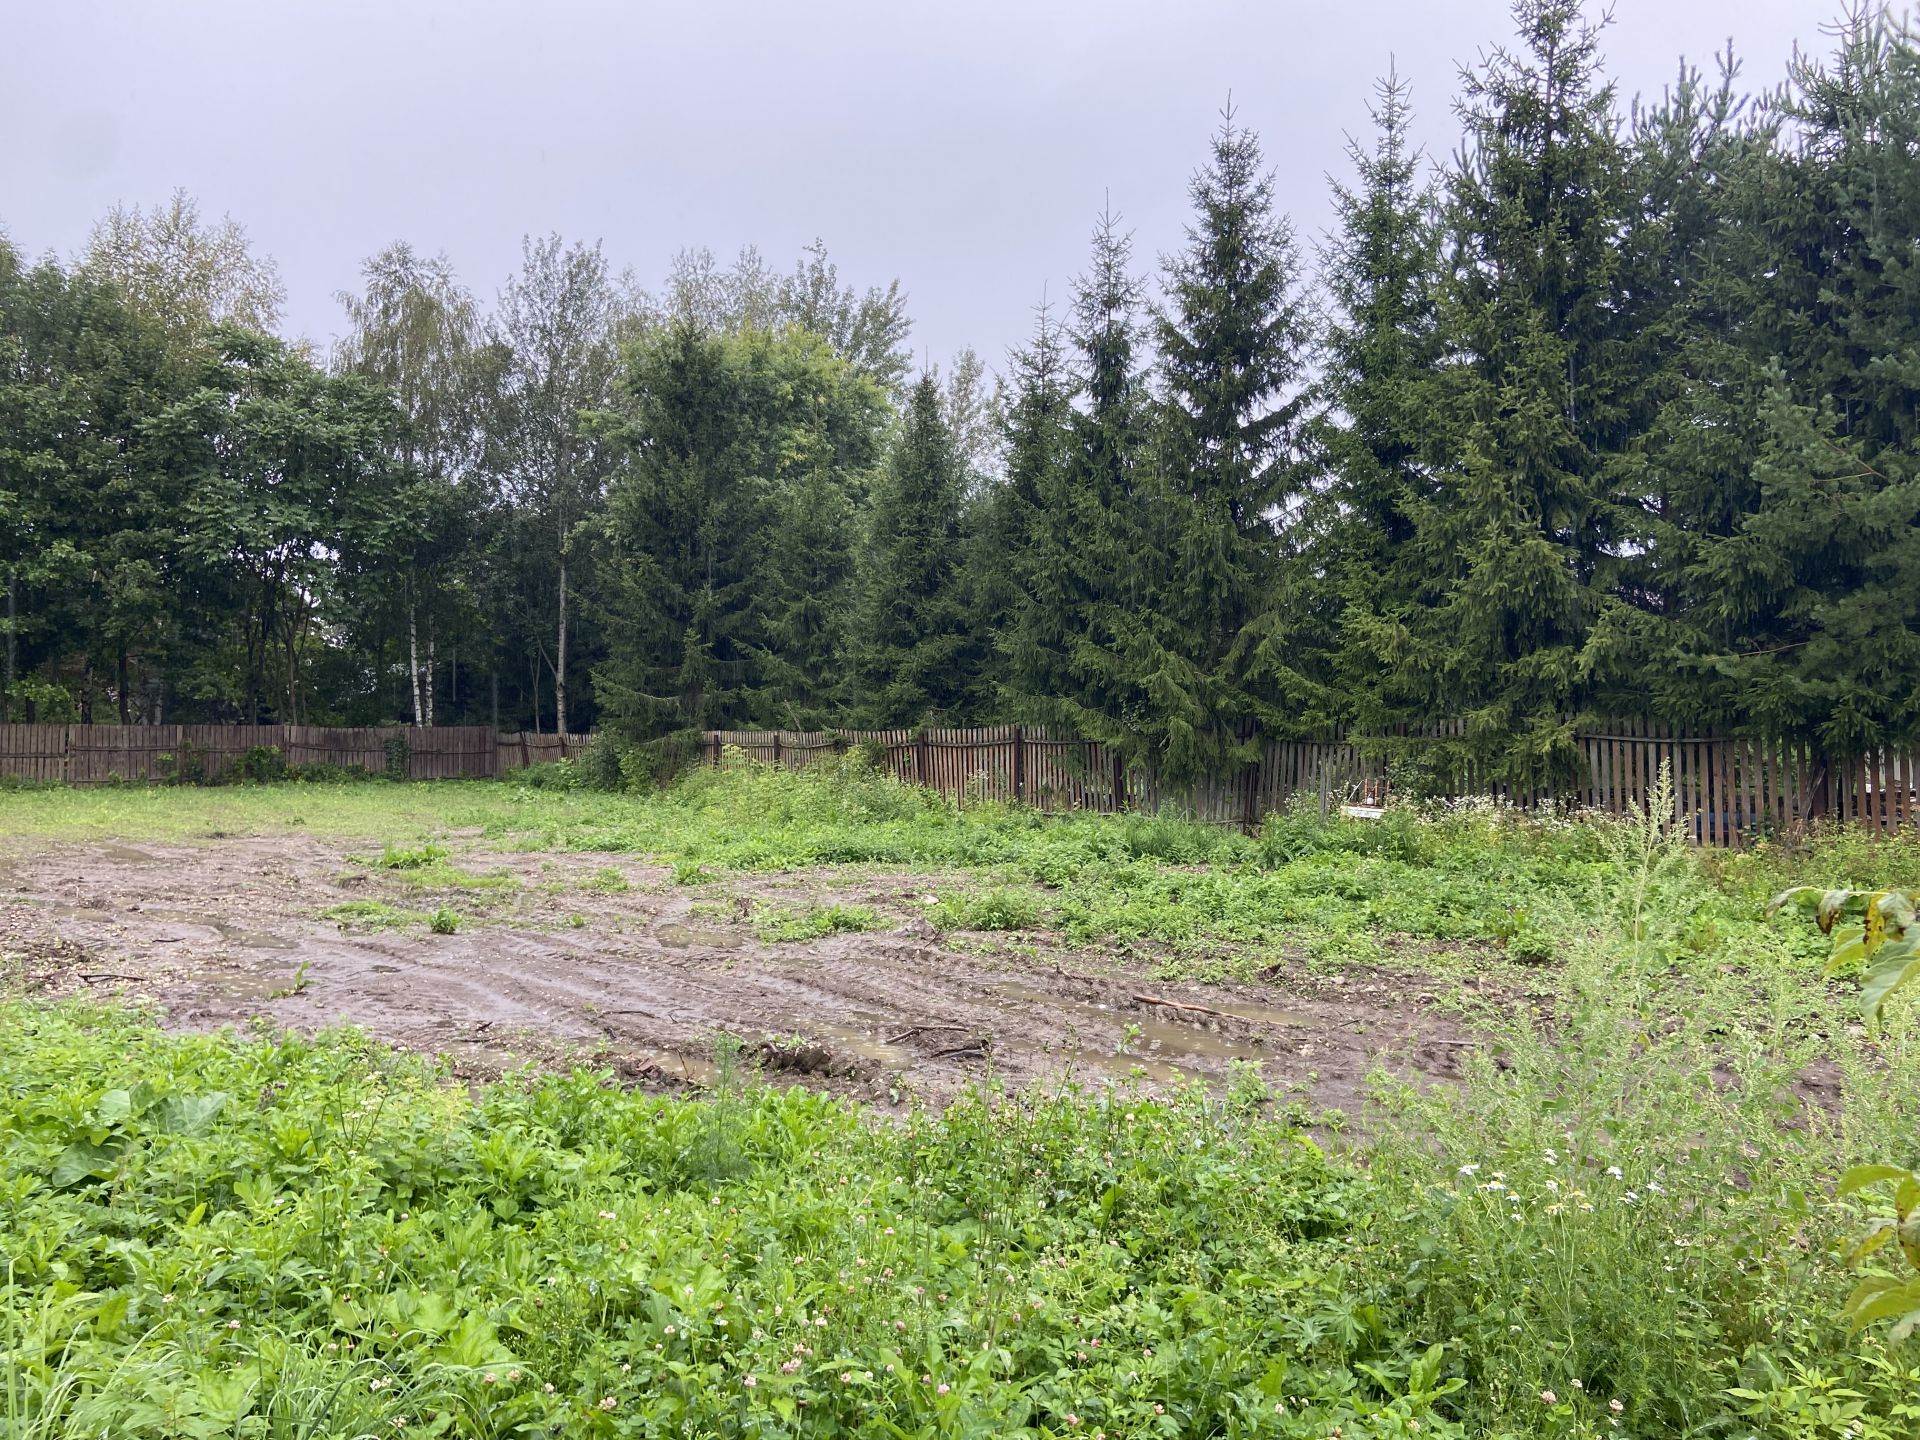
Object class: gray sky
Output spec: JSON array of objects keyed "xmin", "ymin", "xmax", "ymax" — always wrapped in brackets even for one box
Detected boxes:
[{"xmin": 4, "ymin": 0, "xmax": 1835, "ymax": 372}]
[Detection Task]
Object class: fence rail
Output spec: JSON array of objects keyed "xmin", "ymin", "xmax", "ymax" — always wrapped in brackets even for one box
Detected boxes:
[
  {"xmin": 702, "ymin": 722, "xmax": 1920, "ymax": 847},
  {"xmin": 0, "ymin": 725, "xmax": 589, "ymax": 785}
]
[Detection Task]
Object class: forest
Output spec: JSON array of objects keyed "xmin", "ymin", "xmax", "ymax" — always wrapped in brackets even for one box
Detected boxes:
[{"xmin": 3, "ymin": 0, "xmax": 1917, "ymax": 789}]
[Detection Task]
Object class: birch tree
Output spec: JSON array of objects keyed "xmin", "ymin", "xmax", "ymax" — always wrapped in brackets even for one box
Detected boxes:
[
  {"xmin": 334, "ymin": 243, "xmax": 481, "ymax": 725},
  {"xmin": 491, "ymin": 234, "xmax": 625, "ymax": 735}
]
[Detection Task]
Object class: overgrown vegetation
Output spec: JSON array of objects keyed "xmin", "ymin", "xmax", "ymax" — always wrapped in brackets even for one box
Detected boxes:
[
  {"xmin": 5, "ymin": 760, "xmax": 1920, "ymax": 1432},
  {"xmin": 750, "ymin": 903, "xmax": 882, "ymax": 944}
]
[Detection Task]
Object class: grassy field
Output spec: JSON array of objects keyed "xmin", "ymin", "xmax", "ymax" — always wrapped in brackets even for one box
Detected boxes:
[{"xmin": 4, "ymin": 763, "xmax": 1920, "ymax": 1436}]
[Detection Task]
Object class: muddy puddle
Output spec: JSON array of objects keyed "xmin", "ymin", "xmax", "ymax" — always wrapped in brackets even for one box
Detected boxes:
[{"xmin": 0, "ymin": 834, "xmax": 1483, "ymax": 1115}]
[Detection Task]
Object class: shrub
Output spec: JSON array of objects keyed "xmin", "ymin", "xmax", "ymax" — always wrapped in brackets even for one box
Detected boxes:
[
  {"xmin": 931, "ymin": 888, "xmax": 1044, "ymax": 932},
  {"xmin": 383, "ymin": 731, "xmax": 411, "ymax": 781},
  {"xmin": 290, "ymin": 761, "xmax": 374, "ymax": 785},
  {"xmin": 427, "ymin": 906, "xmax": 459, "ymax": 935},
  {"xmin": 230, "ymin": 744, "xmax": 288, "ymax": 784},
  {"xmin": 515, "ymin": 759, "xmax": 580, "ymax": 791}
]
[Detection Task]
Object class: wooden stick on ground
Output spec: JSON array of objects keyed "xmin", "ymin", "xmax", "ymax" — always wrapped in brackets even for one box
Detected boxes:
[
  {"xmin": 1131, "ymin": 992, "xmax": 1233, "ymax": 1020},
  {"xmin": 885, "ymin": 1022, "xmax": 969, "ymax": 1044}
]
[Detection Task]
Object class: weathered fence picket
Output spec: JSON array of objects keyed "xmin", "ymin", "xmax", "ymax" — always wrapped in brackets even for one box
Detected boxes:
[{"xmin": 0, "ymin": 725, "xmax": 588, "ymax": 785}]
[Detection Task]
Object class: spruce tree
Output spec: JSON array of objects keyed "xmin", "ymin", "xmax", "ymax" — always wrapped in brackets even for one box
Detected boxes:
[
  {"xmin": 1143, "ymin": 109, "xmax": 1315, "ymax": 780},
  {"xmin": 1316, "ymin": 67, "xmax": 1447, "ymax": 731},
  {"xmin": 1580, "ymin": 56, "xmax": 1766, "ymax": 729},
  {"xmin": 1684, "ymin": 13, "xmax": 1920, "ymax": 749},
  {"xmin": 1001, "ymin": 209, "xmax": 1157, "ymax": 751},
  {"xmin": 855, "ymin": 375, "xmax": 986, "ymax": 725},
  {"xmin": 1409, "ymin": 0, "xmax": 1633, "ymax": 786},
  {"xmin": 596, "ymin": 324, "xmax": 882, "ymax": 736},
  {"xmin": 981, "ymin": 297, "xmax": 1075, "ymax": 711}
]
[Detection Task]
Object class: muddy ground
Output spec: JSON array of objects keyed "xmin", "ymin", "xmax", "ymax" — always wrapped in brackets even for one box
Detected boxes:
[{"xmin": 0, "ymin": 834, "xmax": 1490, "ymax": 1116}]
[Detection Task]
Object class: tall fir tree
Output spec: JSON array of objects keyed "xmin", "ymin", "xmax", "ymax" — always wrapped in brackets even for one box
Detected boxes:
[
  {"xmin": 1316, "ymin": 67, "xmax": 1447, "ymax": 732},
  {"xmin": 1580, "ymin": 55, "xmax": 1767, "ymax": 728},
  {"xmin": 1003, "ymin": 209, "xmax": 1158, "ymax": 753},
  {"xmin": 1682, "ymin": 12, "xmax": 1920, "ymax": 750},
  {"xmin": 596, "ymin": 323, "xmax": 881, "ymax": 736},
  {"xmin": 1142, "ymin": 109, "xmax": 1316, "ymax": 780},
  {"xmin": 856, "ymin": 375, "xmax": 986, "ymax": 725},
  {"xmin": 976, "ymin": 297, "xmax": 1074, "ymax": 710},
  {"xmin": 1408, "ymin": 0, "xmax": 1634, "ymax": 786}
]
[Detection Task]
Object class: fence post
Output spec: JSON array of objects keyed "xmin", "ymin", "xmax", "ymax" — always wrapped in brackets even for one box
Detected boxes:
[
  {"xmin": 1113, "ymin": 751, "xmax": 1127, "ymax": 813},
  {"xmin": 1011, "ymin": 726, "xmax": 1025, "ymax": 801}
]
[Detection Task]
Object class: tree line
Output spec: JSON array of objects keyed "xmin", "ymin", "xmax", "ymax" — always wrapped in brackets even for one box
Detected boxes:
[{"xmin": 3, "ymin": 0, "xmax": 1916, "ymax": 788}]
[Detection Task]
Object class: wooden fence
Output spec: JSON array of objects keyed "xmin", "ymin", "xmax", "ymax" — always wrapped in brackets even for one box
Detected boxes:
[
  {"xmin": 703, "ymin": 727, "xmax": 1378, "ymax": 830},
  {"xmin": 9, "ymin": 719, "xmax": 1913, "ymax": 847},
  {"xmin": 0, "ymin": 725, "xmax": 590, "ymax": 785},
  {"xmin": 703, "ymin": 721, "xmax": 1920, "ymax": 847}
]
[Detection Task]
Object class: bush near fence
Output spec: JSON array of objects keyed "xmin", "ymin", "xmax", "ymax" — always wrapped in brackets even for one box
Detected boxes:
[{"xmin": 701, "ymin": 720, "xmax": 1917, "ymax": 848}]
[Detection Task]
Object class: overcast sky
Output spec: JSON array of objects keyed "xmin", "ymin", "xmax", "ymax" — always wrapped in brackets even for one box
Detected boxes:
[{"xmin": 4, "ymin": 0, "xmax": 1839, "ymax": 374}]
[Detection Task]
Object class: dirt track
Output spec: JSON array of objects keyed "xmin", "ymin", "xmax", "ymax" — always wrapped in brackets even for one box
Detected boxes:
[{"xmin": 0, "ymin": 834, "xmax": 1484, "ymax": 1115}]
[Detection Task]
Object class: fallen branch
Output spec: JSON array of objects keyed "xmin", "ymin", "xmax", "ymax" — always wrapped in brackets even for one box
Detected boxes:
[
  {"xmin": 603, "ymin": 1007, "xmax": 662, "ymax": 1020},
  {"xmin": 885, "ymin": 1022, "xmax": 969, "ymax": 1044},
  {"xmin": 1132, "ymin": 992, "xmax": 1232, "ymax": 1020},
  {"xmin": 78, "ymin": 972, "xmax": 149, "ymax": 985},
  {"xmin": 929, "ymin": 1043, "xmax": 988, "ymax": 1061}
]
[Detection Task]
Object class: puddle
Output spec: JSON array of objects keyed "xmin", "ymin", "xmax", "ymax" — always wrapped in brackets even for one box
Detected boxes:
[
  {"xmin": 205, "ymin": 972, "xmax": 286, "ymax": 1002},
  {"xmin": 1056, "ymin": 1053, "xmax": 1195, "ymax": 1086},
  {"xmin": 1185, "ymin": 998, "xmax": 1312, "ymax": 1027},
  {"xmin": 655, "ymin": 923, "xmax": 736, "ymax": 949},
  {"xmin": 142, "ymin": 910, "xmax": 297, "ymax": 950},
  {"xmin": 776, "ymin": 1020, "xmax": 909, "ymax": 1067},
  {"xmin": 994, "ymin": 982, "xmax": 1275, "ymax": 1066},
  {"xmin": 19, "ymin": 899, "xmax": 115, "ymax": 923},
  {"xmin": 100, "ymin": 844, "xmax": 161, "ymax": 865}
]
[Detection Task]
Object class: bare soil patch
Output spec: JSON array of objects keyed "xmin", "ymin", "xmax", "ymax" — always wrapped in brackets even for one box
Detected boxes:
[{"xmin": 0, "ymin": 835, "xmax": 1485, "ymax": 1114}]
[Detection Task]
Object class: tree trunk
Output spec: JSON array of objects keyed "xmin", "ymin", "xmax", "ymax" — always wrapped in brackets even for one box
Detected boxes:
[
  {"xmin": 407, "ymin": 586, "xmax": 424, "ymax": 729},
  {"xmin": 4, "ymin": 568, "xmax": 15, "ymax": 724},
  {"xmin": 118, "ymin": 647, "xmax": 131, "ymax": 725},
  {"xmin": 555, "ymin": 553, "xmax": 570, "ymax": 737},
  {"xmin": 530, "ymin": 652, "xmax": 542, "ymax": 735},
  {"xmin": 425, "ymin": 626, "xmax": 437, "ymax": 727}
]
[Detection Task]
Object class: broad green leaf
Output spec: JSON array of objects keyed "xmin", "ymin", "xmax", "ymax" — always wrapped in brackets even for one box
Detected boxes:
[
  {"xmin": 95, "ymin": 1089, "xmax": 132, "ymax": 1126},
  {"xmin": 158, "ymin": 1092, "xmax": 229, "ymax": 1135},
  {"xmin": 51, "ymin": 1140, "xmax": 120, "ymax": 1188},
  {"xmin": 1837, "ymin": 1164, "xmax": 1917, "ymax": 1197},
  {"xmin": 1765, "ymin": 885, "xmax": 1821, "ymax": 919},
  {"xmin": 1861, "ymin": 945, "xmax": 1920, "ymax": 1025},
  {"xmin": 1844, "ymin": 1219, "xmax": 1897, "ymax": 1265},
  {"xmin": 1846, "ymin": 1275, "xmax": 1920, "ymax": 1329},
  {"xmin": 1830, "ymin": 926, "xmax": 1869, "ymax": 972}
]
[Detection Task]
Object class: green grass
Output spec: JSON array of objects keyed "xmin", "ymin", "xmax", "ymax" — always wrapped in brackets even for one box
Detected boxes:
[
  {"xmin": 8, "ymin": 765, "xmax": 1920, "ymax": 1432},
  {"xmin": 579, "ymin": 866, "xmax": 633, "ymax": 895},
  {"xmin": 319, "ymin": 900, "xmax": 421, "ymax": 932},
  {"xmin": 750, "ymin": 902, "xmax": 881, "ymax": 943}
]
